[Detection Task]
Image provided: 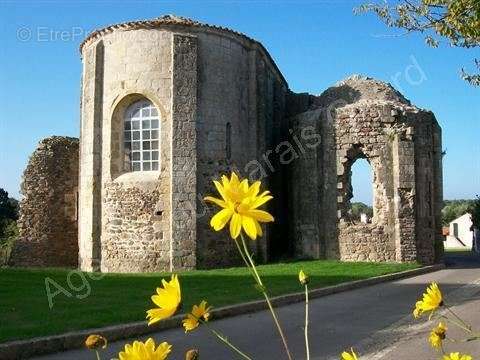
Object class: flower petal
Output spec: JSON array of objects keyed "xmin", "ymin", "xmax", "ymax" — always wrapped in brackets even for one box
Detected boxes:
[
  {"xmin": 248, "ymin": 209, "xmax": 274, "ymax": 222},
  {"xmin": 213, "ymin": 180, "xmax": 228, "ymax": 201},
  {"xmin": 251, "ymin": 195, "xmax": 273, "ymax": 209},
  {"xmin": 230, "ymin": 212, "xmax": 242, "ymax": 239},
  {"xmin": 255, "ymin": 220, "xmax": 263, "ymax": 237},
  {"xmin": 210, "ymin": 208, "xmax": 233, "ymax": 231},
  {"xmin": 204, "ymin": 196, "xmax": 227, "ymax": 209},
  {"xmin": 242, "ymin": 216, "xmax": 257, "ymax": 240}
]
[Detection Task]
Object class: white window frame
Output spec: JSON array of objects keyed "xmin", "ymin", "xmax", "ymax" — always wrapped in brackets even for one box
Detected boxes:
[{"xmin": 123, "ymin": 99, "xmax": 160, "ymax": 172}]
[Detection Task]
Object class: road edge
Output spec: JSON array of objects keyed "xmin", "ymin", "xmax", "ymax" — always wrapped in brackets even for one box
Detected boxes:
[{"xmin": 0, "ymin": 263, "xmax": 445, "ymax": 359}]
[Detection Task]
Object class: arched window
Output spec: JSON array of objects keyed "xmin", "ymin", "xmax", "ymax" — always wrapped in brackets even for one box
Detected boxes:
[
  {"xmin": 349, "ymin": 158, "xmax": 374, "ymax": 223},
  {"xmin": 124, "ymin": 99, "xmax": 160, "ymax": 172}
]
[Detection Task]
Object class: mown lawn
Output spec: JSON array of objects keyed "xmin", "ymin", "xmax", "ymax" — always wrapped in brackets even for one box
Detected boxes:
[{"xmin": 0, "ymin": 260, "xmax": 419, "ymax": 343}]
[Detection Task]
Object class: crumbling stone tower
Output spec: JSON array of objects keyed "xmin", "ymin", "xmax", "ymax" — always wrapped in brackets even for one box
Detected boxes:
[
  {"xmin": 12, "ymin": 15, "xmax": 442, "ymax": 271},
  {"xmin": 288, "ymin": 76, "xmax": 443, "ymax": 264}
]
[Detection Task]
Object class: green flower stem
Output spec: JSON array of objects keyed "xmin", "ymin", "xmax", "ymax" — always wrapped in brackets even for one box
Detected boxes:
[
  {"xmin": 95, "ymin": 350, "xmax": 101, "ymax": 360},
  {"xmin": 304, "ymin": 284, "xmax": 310, "ymax": 360},
  {"xmin": 201, "ymin": 320, "xmax": 253, "ymax": 360},
  {"xmin": 445, "ymin": 306, "xmax": 473, "ymax": 334},
  {"xmin": 239, "ymin": 234, "xmax": 293, "ymax": 360},
  {"xmin": 439, "ymin": 314, "xmax": 472, "ymax": 334},
  {"xmin": 234, "ymin": 238, "xmax": 257, "ymax": 280}
]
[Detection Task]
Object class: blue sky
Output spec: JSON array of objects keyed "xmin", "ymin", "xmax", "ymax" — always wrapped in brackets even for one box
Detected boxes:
[{"xmin": 0, "ymin": 0, "xmax": 478, "ymax": 203}]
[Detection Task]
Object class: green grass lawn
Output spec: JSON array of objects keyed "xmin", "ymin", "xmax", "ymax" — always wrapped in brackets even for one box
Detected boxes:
[
  {"xmin": 444, "ymin": 248, "xmax": 473, "ymax": 253},
  {"xmin": 0, "ymin": 260, "xmax": 419, "ymax": 343}
]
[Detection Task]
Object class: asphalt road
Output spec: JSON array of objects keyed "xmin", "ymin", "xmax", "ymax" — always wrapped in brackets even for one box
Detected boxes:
[{"xmin": 33, "ymin": 253, "xmax": 480, "ymax": 360}]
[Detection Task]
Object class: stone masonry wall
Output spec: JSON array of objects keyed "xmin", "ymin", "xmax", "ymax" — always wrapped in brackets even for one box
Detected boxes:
[
  {"xmin": 10, "ymin": 136, "xmax": 79, "ymax": 267},
  {"xmin": 98, "ymin": 29, "xmax": 173, "ymax": 273},
  {"xmin": 289, "ymin": 75, "xmax": 440, "ymax": 265},
  {"xmin": 194, "ymin": 30, "xmax": 288, "ymax": 268},
  {"xmin": 334, "ymin": 103, "xmax": 399, "ymax": 262}
]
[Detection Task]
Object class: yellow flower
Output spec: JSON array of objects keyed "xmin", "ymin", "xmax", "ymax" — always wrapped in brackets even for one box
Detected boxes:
[
  {"xmin": 443, "ymin": 352, "xmax": 473, "ymax": 360},
  {"xmin": 118, "ymin": 338, "xmax": 172, "ymax": 360},
  {"xmin": 182, "ymin": 300, "xmax": 211, "ymax": 332},
  {"xmin": 429, "ymin": 322, "xmax": 447, "ymax": 349},
  {"xmin": 204, "ymin": 172, "xmax": 274, "ymax": 240},
  {"xmin": 413, "ymin": 282, "xmax": 443, "ymax": 319},
  {"xmin": 146, "ymin": 275, "xmax": 181, "ymax": 325},
  {"xmin": 185, "ymin": 349, "xmax": 200, "ymax": 360},
  {"xmin": 85, "ymin": 334, "xmax": 107, "ymax": 350},
  {"xmin": 341, "ymin": 348, "xmax": 358, "ymax": 360},
  {"xmin": 299, "ymin": 269, "xmax": 309, "ymax": 285}
]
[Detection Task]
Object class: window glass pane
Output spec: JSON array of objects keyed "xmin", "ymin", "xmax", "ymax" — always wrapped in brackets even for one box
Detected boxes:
[
  {"xmin": 132, "ymin": 162, "xmax": 141, "ymax": 171},
  {"xmin": 132, "ymin": 141, "xmax": 140, "ymax": 150},
  {"xmin": 131, "ymin": 108, "xmax": 140, "ymax": 118},
  {"xmin": 124, "ymin": 99, "xmax": 161, "ymax": 172}
]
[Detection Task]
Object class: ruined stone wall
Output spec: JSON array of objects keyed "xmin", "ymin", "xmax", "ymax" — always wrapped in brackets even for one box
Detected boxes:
[
  {"xmin": 413, "ymin": 112, "xmax": 442, "ymax": 264},
  {"xmin": 333, "ymin": 103, "xmax": 399, "ymax": 262},
  {"xmin": 10, "ymin": 136, "xmax": 79, "ymax": 267},
  {"xmin": 288, "ymin": 109, "xmax": 323, "ymax": 259},
  {"xmin": 288, "ymin": 75, "xmax": 441, "ymax": 265}
]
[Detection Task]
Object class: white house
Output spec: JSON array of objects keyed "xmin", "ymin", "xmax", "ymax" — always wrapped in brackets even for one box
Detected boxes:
[{"xmin": 444, "ymin": 213, "xmax": 475, "ymax": 250}]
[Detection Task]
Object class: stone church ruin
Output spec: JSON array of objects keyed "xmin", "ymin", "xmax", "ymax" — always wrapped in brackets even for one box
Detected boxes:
[{"xmin": 9, "ymin": 15, "xmax": 443, "ymax": 272}]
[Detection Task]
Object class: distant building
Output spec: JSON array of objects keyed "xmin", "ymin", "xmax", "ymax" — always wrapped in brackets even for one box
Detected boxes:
[
  {"xmin": 360, "ymin": 213, "xmax": 370, "ymax": 224},
  {"xmin": 444, "ymin": 213, "xmax": 475, "ymax": 250}
]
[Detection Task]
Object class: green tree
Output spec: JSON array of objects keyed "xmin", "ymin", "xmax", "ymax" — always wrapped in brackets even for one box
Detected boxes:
[
  {"xmin": 441, "ymin": 199, "xmax": 475, "ymax": 225},
  {"xmin": 351, "ymin": 202, "xmax": 374, "ymax": 220},
  {"xmin": 469, "ymin": 195, "xmax": 480, "ymax": 229},
  {"xmin": 0, "ymin": 188, "xmax": 19, "ymax": 249},
  {"xmin": 0, "ymin": 188, "xmax": 17, "ymax": 221},
  {"xmin": 356, "ymin": 0, "xmax": 480, "ymax": 85}
]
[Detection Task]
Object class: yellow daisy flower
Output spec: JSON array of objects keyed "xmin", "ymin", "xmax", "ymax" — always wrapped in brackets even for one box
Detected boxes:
[
  {"xmin": 118, "ymin": 338, "xmax": 171, "ymax": 360},
  {"xmin": 298, "ymin": 270, "xmax": 309, "ymax": 285},
  {"xmin": 183, "ymin": 300, "xmax": 211, "ymax": 332},
  {"xmin": 413, "ymin": 282, "xmax": 443, "ymax": 319},
  {"xmin": 341, "ymin": 348, "xmax": 358, "ymax": 360},
  {"xmin": 146, "ymin": 275, "xmax": 181, "ymax": 325},
  {"xmin": 204, "ymin": 172, "xmax": 274, "ymax": 240},
  {"xmin": 429, "ymin": 322, "xmax": 447, "ymax": 349},
  {"xmin": 85, "ymin": 334, "xmax": 107, "ymax": 350},
  {"xmin": 443, "ymin": 352, "xmax": 473, "ymax": 360}
]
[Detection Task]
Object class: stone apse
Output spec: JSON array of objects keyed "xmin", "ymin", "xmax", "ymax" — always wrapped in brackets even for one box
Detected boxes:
[{"xmin": 10, "ymin": 16, "xmax": 443, "ymax": 272}]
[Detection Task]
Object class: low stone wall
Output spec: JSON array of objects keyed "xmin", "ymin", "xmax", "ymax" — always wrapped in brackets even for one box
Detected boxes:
[
  {"xmin": 9, "ymin": 136, "xmax": 79, "ymax": 268},
  {"xmin": 338, "ymin": 223, "xmax": 396, "ymax": 262}
]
